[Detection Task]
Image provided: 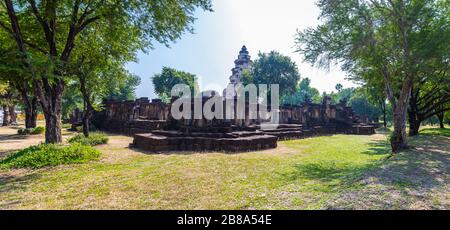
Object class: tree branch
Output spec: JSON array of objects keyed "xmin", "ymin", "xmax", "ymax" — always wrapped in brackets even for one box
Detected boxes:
[{"xmin": 27, "ymin": 0, "xmax": 56, "ymax": 55}]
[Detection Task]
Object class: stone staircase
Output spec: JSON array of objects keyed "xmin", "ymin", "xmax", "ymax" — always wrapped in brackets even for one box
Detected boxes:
[{"xmin": 258, "ymin": 124, "xmax": 304, "ymax": 140}]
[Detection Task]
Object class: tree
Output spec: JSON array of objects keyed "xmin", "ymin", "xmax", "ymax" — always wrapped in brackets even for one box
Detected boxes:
[
  {"xmin": 349, "ymin": 88, "xmax": 382, "ymax": 122},
  {"xmin": 336, "ymin": 87, "xmax": 354, "ymax": 105},
  {"xmin": 242, "ymin": 51, "xmax": 301, "ymax": 99},
  {"xmin": 282, "ymin": 78, "xmax": 321, "ymax": 105},
  {"xmin": 366, "ymin": 85, "xmax": 389, "ymax": 127},
  {"xmin": 152, "ymin": 67, "xmax": 199, "ymax": 102},
  {"xmin": 0, "ymin": 28, "xmax": 38, "ymax": 128},
  {"xmin": 102, "ymin": 71, "xmax": 140, "ymax": 101},
  {"xmin": 68, "ymin": 21, "xmax": 140, "ymax": 137},
  {"xmin": 408, "ymin": 58, "xmax": 449, "ymax": 135},
  {"xmin": 0, "ymin": 80, "xmax": 18, "ymax": 126},
  {"xmin": 295, "ymin": 0, "xmax": 448, "ymax": 153},
  {"xmin": 0, "ymin": 0, "xmax": 213, "ymax": 143}
]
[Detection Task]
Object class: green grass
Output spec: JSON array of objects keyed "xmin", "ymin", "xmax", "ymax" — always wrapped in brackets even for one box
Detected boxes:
[
  {"xmin": 68, "ymin": 132, "xmax": 109, "ymax": 146},
  {"xmin": 420, "ymin": 128, "xmax": 450, "ymax": 137},
  {"xmin": 0, "ymin": 132, "xmax": 448, "ymax": 209},
  {"xmin": 0, "ymin": 143, "xmax": 101, "ymax": 169}
]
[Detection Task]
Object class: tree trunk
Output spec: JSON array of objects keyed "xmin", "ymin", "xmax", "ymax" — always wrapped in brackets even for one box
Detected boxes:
[
  {"xmin": 8, "ymin": 105, "xmax": 17, "ymax": 124},
  {"xmin": 2, "ymin": 105, "xmax": 10, "ymax": 126},
  {"xmin": 43, "ymin": 108, "xmax": 62, "ymax": 143},
  {"xmin": 381, "ymin": 100, "xmax": 387, "ymax": 128},
  {"xmin": 79, "ymin": 75, "xmax": 94, "ymax": 137},
  {"xmin": 408, "ymin": 117, "xmax": 420, "ymax": 136},
  {"xmin": 437, "ymin": 113, "xmax": 445, "ymax": 129},
  {"xmin": 14, "ymin": 80, "xmax": 38, "ymax": 129},
  {"xmin": 391, "ymin": 104, "xmax": 409, "ymax": 153},
  {"xmin": 408, "ymin": 109, "xmax": 421, "ymax": 136},
  {"xmin": 37, "ymin": 80, "xmax": 64, "ymax": 144},
  {"xmin": 82, "ymin": 111, "xmax": 91, "ymax": 137},
  {"xmin": 24, "ymin": 97, "xmax": 38, "ymax": 129}
]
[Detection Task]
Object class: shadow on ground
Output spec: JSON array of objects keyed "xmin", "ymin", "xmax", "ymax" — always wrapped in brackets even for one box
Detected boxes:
[
  {"xmin": 324, "ymin": 135, "xmax": 450, "ymax": 209},
  {"xmin": 0, "ymin": 172, "xmax": 42, "ymax": 208}
]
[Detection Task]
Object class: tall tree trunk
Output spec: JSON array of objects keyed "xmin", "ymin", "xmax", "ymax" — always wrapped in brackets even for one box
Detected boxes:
[
  {"xmin": 8, "ymin": 105, "xmax": 16, "ymax": 124},
  {"xmin": 17, "ymin": 84, "xmax": 38, "ymax": 129},
  {"xmin": 391, "ymin": 104, "xmax": 409, "ymax": 153},
  {"xmin": 408, "ymin": 115, "xmax": 420, "ymax": 136},
  {"xmin": 381, "ymin": 100, "xmax": 387, "ymax": 127},
  {"xmin": 437, "ymin": 112, "xmax": 445, "ymax": 129},
  {"xmin": 2, "ymin": 105, "xmax": 10, "ymax": 126},
  {"xmin": 36, "ymin": 80, "xmax": 64, "ymax": 143},
  {"xmin": 389, "ymin": 72, "xmax": 413, "ymax": 153},
  {"xmin": 82, "ymin": 110, "xmax": 91, "ymax": 137},
  {"xmin": 44, "ymin": 111, "xmax": 62, "ymax": 143},
  {"xmin": 79, "ymin": 74, "xmax": 94, "ymax": 137},
  {"xmin": 24, "ymin": 97, "xmax": 38, "ymax": 129}
]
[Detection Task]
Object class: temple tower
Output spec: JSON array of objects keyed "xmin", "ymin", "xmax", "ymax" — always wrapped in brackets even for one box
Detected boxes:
[
  {"xmin": 230, "ymin": 45, "xmax": 252, "ymax": 85},
  {"xmin": 224, "ymin": 45, "xmax": 252, "ymax": 98}
]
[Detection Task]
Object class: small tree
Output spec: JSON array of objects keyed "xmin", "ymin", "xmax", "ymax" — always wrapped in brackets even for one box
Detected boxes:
[
  {"xmin": 152, "ymin": 67, "xmax": 199, "ymax": 102},
  {"xmin": 282, "ymin": 78, "xmax": 320, "ymax": 105},
  {"xmin": 243, "ymin": 51, "xmax": 300, "ymax": 99}
]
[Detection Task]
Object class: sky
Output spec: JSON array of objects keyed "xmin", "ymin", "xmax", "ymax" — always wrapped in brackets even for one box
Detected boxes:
[{"xmin": 126, "ymin": 0, "xmax": 358, "ymax": 99}]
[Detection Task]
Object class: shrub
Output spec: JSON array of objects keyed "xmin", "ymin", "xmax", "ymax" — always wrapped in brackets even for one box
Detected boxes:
[
  {"xmin": 0, "ymin": 143, "xmax": 101, "ymax": 169},
  {"xmin": 17, "ymin": 126, "xmax": 45, "ymax": 135},
  {"xmin": 68, "ymin": 132, "xmax": 109, "ymax": 146},
  {"xmin": 31, "ymin": 126, "xmax": 45, "ymax": 135},
  {"xmin": 17, "ymin": 128, "xmax": 32, "ymax": 135},
  {"xmin": 62, "ymin": 123, "xmax": 72, "ymax": 129}
]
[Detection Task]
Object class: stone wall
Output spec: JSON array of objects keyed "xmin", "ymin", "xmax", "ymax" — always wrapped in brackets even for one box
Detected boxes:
[
  {"xmin": 93, "ymin": 98, "xmax": 170, "ymax": 135},
  {"xmin": 91, "ymin": 96, "xmax": 375, "ymax": 135}
]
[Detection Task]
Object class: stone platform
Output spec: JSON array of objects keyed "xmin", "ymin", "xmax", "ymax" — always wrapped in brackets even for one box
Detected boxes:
[
  {"xmin": 348, "ymin": 125, "xmax": 376, "ymax": 135},
  {"xmin": 131, "ymin": 130, "xmax": 277, "ymax": 152}
]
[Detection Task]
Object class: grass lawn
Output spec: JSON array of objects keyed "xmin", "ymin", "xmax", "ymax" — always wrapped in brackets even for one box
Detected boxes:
[{"xmin": 0, "ymin": 125, "xmax": 448, "ymax": 210}]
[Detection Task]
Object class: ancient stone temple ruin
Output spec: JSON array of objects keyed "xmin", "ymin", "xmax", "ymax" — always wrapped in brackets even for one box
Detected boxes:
[
  {"xmin": 92, "ymin": 94, "xmax": 375, "ymax": 152},
  {"xmin": 90, "ymin": 46, "xmax": 376, "ymax": 153}
]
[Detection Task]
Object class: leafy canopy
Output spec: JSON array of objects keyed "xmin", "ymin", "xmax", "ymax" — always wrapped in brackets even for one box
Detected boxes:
[
  {"xmin": 242, "ymin": 51, "xmax": 301, "ymax": 98},
  {"xmin": 152, "ymin": 67, "xmax": 199, "ymax": 102}
]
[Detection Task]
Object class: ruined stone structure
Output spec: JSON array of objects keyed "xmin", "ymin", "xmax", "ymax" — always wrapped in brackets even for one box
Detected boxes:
[
  {"xmin": 93, "ymin": 98, "xmax": 169, "ymax": 135},
  {"xmin": 130, "ymin": 94, "xmax": 278, "ymax": 152},
  {"xmin": 223, "ymin": 46, "xmax": 252, "ymax": 98},
  {"xmin": 88, "ymin": 46, "xmax": 375, "ymax": 152},
  {"xmin": 91, "ymin": 94, "xmax": 375, "ymax": 152}
]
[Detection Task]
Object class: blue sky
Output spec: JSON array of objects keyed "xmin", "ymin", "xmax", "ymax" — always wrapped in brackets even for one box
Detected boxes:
[{"xmin": 126, "ymin": 0, "xmax": 357, "ymax": 99}]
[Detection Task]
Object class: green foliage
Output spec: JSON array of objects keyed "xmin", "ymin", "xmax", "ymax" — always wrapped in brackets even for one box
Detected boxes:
[
  {"xmin": 17, "ymin": 126, "xmax": 45, "ymax": 135},
  {"xmin": 62, "ymin": 123, "xmax": 72, "ymax": 129},
  {"xmin": 295, "ymin": 0, "xmax": 449, "ymax": 151},
  {"xmin": 68, "ymin": 132, "xmax": 109, "ymax": 146},
  {"xmin": 62, "ymin": 82, "xmax": 83, "ymax": 120},
  {"xmin": 0, "ymin": 143, "xmax": 100, "ymax": 169},
  {"xmin": 282, "ymin": 78, "xmax": 321, "ymax": 105},
  {"xmin": 1, "ymin": 0, "xmax": 213, "ymax": 143},
  {"xmin": 349, "ymin": 92, "xmax": 382, "ymax": 121},
  {"xmin": 243, "ymin": 51, "xmax": 300, "ymax": 98},
  {"xmin": 152, "ymin": 67, "xmax": 199, "ymax": 102},
  {"xmin": 102, "ymin": 73, "xmax": 141, "ymax": 101}
]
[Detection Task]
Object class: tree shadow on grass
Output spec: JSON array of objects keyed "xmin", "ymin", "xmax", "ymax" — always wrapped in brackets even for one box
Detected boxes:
[
  {"xmin": 277, "ymin": 135, "xmax": 449, "ymax": 209},
  {"xmin": 362, "ymin": 139, "xmax": 392, "ymax": 156},
  {"xmin": 280, "ymin": 139, "xmax": 392, "ymax": 184},
  {"xmin": 0, "ymin": 172, "xmax": 42, "ymax": 208},
  {"xmin": 0, "ymin": 134, "xmax": 29, "ymax": 141},
  {"xmin": 325, "ymin": 135, "xmax": 450, "ymax": 209}
]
